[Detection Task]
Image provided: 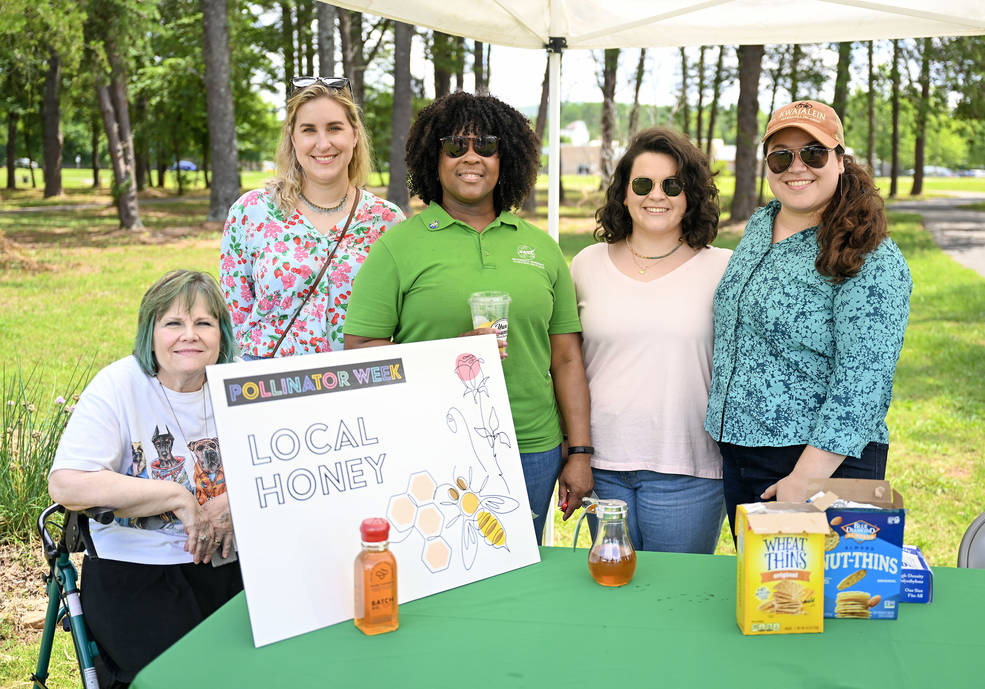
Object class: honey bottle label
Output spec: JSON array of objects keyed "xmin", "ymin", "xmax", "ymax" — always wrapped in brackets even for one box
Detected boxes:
[{"xmin": 366, "ymin": 561, "xmax": 395, "ymax": 620}]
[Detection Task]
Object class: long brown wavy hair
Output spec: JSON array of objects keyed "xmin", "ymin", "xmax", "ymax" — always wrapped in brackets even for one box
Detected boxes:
[{"xmin": 816, "ymin": 150, "xmax": 888, "ymax": 282}]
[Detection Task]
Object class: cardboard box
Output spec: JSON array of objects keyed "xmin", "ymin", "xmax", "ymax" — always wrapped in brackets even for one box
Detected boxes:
[
  {"xmin": 900, "ymin": 544, "xmax": 933, "ymax": 603},
  {"xmin": 735, "ymin": 502, "xmax": 828, "ymax": 635},
  {"xmin": 809, "ymin": 479, "xmax": 905, "ymax": 620}
]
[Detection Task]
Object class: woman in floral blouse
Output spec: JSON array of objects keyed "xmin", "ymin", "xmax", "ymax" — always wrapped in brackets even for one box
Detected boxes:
[
  {"xmin": 220, "ymin": 77, "xmax": 404, "ymax": 358},
  {"xmin": 705, "ymin": 100, "xmax": 912, "ymax": 537}
]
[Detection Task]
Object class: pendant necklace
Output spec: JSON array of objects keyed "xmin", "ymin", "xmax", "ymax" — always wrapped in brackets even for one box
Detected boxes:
[
  {"xmin": 157, "ymin": 377, "xmax": 211, "ymax": 443},
  {"xmin": 300, "ymin": 188, "xmax": 348, "ymax": 214},
  {"xmin": 626, "ymin": 236, "xmax": 684, "ymax": 275}
]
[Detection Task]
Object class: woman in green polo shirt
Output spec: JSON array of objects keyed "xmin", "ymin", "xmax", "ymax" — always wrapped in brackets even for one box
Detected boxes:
[{"xmin": 343, "ymin": 92, "xmax": 593, "ymax": 544}]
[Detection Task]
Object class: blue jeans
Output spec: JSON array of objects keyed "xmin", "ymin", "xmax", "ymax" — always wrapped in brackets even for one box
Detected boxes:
[
  {"xmin": 520, "ymin": 445, "xmax": 563, "ymax": 546},
  {"xmin": 590, "ymin": 468, "xmax": 725, "ymax": 554},
  {"xmin": 719, "ymin": 441, "xmax": 889, "ymax": 541}
]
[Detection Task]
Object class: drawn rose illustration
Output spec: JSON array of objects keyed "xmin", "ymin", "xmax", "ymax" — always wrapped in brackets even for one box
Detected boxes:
[{"xmin": 454, "ymin": 353, "xmax": 481, "ymax": 382}]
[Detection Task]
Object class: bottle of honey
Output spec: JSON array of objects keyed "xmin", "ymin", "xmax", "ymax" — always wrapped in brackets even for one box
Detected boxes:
[{"xmin": 354, "ymin": 518, "xmax": 398, "ymax": 635}]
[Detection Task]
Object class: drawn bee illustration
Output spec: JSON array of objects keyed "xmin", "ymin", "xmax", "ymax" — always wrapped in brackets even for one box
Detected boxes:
[{"xmin": 440, "ymin": 470, "xmax": 519, "ymax": 570}]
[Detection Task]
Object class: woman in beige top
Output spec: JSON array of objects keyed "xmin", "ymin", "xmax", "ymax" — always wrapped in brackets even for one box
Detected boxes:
[{"xmin": 570, "ymin": 127, "xmax": 730, "ymax": 553}]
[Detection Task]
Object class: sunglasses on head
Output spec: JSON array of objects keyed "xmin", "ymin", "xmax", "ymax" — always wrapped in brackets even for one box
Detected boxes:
[
  {"xmin": 439, "ymin": 135, "xmax": 500, "ymax": 158},
  {"xmin": 630, "ymin": 176, "xmax": 685, "ymax": 197},
  {"xmin": 290, "ymin": 76, "xmax": 351, "ymax": 96},
  {"xmin": 765, "ymin": 144, "xmax": 835, "ymax": 174}
]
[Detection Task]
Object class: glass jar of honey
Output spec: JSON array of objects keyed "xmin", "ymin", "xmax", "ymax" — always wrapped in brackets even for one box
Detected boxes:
[{"xmin": 573, "ymin": 498, "xmax": 636, "ymax": 587}]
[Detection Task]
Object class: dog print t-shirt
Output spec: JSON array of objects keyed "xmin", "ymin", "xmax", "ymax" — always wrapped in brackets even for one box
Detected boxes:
[{"xmin": 51, "ymin": 356, "xmax": 227, "ymax": 565}]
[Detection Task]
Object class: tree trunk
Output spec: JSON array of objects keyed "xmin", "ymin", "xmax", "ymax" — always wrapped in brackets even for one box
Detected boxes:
[
  {"xmin": 789, "ymin": 44, "xmax": 802, "ymax": 101},
  {"xmin": 678, "ymin": 47, "xmax": 690, "ymax": 136},
  {"xmin": 889, "ymin": 39, "xmax": 900, "ymax": 197},
  {"xmin": 317, "ymin": 1, "xmax": 336, "ymax": 76},
  {"xmin": 90, "ymin": 114, "xmax": 100, "ymax": 188},
  {"xmin": 432, "ymin": 32, "xmax": 451, "ymax": 100},
  {"xmin": 281, "ymin": 1, "xmax": 295, "ymax": 99},
  {"xmin": 203, "ymin": 0, "xmax": 241, "ymax": 221},
  {"xmin": 299, "ymin": 2, "xmax": 314, "ymax": 76},
  {"xmin": 706, "ymin": 46, "xmax": 725, "ymax": 157},
  {"xmin": 731, "ymin": 44, "xmax": 764, "ymax": 223},
  {"xmin": 628, "ymin": 49, "xmax": 646, "ymax": 139},
  {"xmin": 23, "ymin": 121, "xmax": 37, "ymax": 188},
  {"xmin": 867, "ymin": 41, "xmax": 876, "ymax": 172},
  {"xmin": 454, "ymin": 36, "xmax": 465, "ymax": 91},
  {"xmin": 759, "ymin": 53, "xmax": 785, "ymax": 205},
  {"xmin": 5, "ymin": 112, "xmax": 16, "ymax": 190},
  {"xmin": 387, "ymin": 21, "xmax": 412, "ymax": 213},
  {"xmin": 473, "ymin": 40, "xmax": 486, "ymax": 94},
  {"xmin": 97, "ymin": 83, "xmax": 141, "ymax": 228},
  {"xmin": 832, "ymin": 42, "xmax": 852, "ymax": 122},
  {"xmin": 41, "ymin": 49, "xmax": 63, "ymax": 198},
  {"xmin": 523, "ymin": 57, "xmax": 551, "ymax": 213},
  {"xmin": 910, "ymin": 38, "xmax": 931, "ymax": 197},
  {"xmin": 108, "ymin": 54, "xmax": 138, "ymax": 196},
  {"xmin": 157, "ymin": 158, "xmax": 166, "ymax": 188},
  {"xmin": 133, "ymin": 95, "xmax": 148, "ymax": 191},
  {"xmin": 696, "ymin": 46, "xmax": 706, "ymax": 149},
  {"xmin": 338, "ymin": 10, "xmax": 365, "ymax": 105},
  {"xmin": 599, "ymin": 48, "xmax": 619, "ymax": 190}
]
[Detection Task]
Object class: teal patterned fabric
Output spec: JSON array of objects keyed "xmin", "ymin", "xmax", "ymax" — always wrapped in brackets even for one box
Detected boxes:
[{"xmin": 705, "ymin": 200, "xmax": 912, "ymax": 457}]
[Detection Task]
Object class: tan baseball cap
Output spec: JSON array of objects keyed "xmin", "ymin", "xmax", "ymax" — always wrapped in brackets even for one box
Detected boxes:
[{"xmin": 762, "ymin": 100, "xmax": 845, "ymax": 149}]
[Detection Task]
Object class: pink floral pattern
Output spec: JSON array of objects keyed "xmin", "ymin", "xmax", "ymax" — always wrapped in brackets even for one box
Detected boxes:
[{"xmin": 220, "ymin": 189, "xmax": 405, "ymax": 357}]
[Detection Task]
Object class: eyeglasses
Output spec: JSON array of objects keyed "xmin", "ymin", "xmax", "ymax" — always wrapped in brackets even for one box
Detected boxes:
[
  {"xmin": 630, "ymin": 176, "xmax": 685, "ymax": 197},
  {"xmin": 765, "ymin": 145, "xmax": 835, "ymax": 174},
  {"xmin": 439, "ymin": 135, "xmax": 500, "ymax": 158},
  {"xmin": 290, "ymin": 76, "xmax": 351, "ymax": 95}
]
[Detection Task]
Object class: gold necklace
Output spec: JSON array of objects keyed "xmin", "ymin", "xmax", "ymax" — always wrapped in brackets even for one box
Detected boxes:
[{"xmin": 626, "ymin": 236, "xmax": 684, "ymax": 274}]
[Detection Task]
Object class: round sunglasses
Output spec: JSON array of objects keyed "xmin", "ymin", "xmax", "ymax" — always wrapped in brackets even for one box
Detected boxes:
[
  {"xmin": 439, "ymin": 135, "xmax": 500, "ymax": 158},
  {"xmin": 765, "ymin": 145, "xmax": 835, "ymax": 174},
  {"xmin": 630, "ymin": 176, "xmax": 685, "ymax": 197}
]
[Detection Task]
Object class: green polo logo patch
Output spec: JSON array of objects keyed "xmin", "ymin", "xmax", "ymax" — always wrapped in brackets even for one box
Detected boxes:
[{"xmin": 512, "ymin": 244, "xmax": 544, "ymax": 268}]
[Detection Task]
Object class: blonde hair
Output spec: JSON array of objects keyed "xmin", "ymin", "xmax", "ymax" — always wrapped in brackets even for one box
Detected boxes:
[{"xmin": 266, "ymin": 84, "xmax": 373, "ymax": 215}]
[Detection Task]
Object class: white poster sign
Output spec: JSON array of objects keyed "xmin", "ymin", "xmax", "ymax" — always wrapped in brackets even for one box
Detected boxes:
[{"xmin": 206, "ymin": 335, "xmax": 540, "ymax": 647}]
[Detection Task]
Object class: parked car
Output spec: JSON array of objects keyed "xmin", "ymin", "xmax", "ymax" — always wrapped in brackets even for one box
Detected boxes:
[
  {"xmin": 167, "ymin": 160, "xmax": 198, "ymax": 171},
  {"xmin": 14, "ymin": 157, "xmax": 38, "ymax": 169}
]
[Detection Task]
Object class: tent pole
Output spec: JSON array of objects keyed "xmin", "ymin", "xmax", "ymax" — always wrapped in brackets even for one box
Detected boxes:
[{"xmin": 546, "ymin": 38, "xmax": 565, "ymax": 243}]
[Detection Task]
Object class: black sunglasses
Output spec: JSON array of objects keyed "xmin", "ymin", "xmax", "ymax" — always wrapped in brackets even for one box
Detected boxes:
[
  {"xmin": 439, "ymin": 135, "xmax": 500, "ymax": 158},
  {"xmin": 766, "ymin": 145, "xmax": 835, "ymax": 174},
  {"xmin": 630, "ymin": 176, "xmax": 685, "ymax": 197},
  {"xmin": 290, "ymin": 76, "xmax": 351, "ymax": 96}
]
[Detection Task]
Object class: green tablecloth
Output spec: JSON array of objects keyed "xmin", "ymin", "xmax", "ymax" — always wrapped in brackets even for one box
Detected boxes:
[{"xmin": 133, "ymin": 547, "xmax": 984, "ymax": 688}]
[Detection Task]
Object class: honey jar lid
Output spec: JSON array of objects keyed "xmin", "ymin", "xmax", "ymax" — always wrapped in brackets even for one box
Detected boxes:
[{"xmin": 360, "ymin": 518, "xmax": 390, "ymax": 542}]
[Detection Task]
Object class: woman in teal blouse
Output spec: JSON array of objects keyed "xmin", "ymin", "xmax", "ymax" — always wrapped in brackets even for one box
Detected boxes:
[{"xmin": 705, "ymin": 101, "xmax": 912, "ymax": 536}]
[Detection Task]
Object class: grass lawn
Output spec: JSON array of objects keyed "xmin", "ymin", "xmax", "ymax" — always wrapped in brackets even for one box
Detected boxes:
[{"xmin": 0, "ymin": 170, "xmax": 983, "ymax": 686}]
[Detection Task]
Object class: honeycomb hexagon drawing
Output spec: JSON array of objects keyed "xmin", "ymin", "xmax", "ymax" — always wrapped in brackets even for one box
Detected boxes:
[
  {"xmin": 387, "ymin": 494, "xmax": 418, "ymax": 534},
  {"xmin": 422, "ymin": 536, "xmax": 451, "ymax": 573},
  {"xmin": 415, "ymin": 503, "xmax": 444, "ymax": 538},
  {"xmin": 408, "ymin": 472, "xmax": 437, "ymax": 504}
]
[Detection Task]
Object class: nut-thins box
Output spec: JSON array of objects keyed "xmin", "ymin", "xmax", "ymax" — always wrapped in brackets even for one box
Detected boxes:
[
  {"xmin": 809, "ymin": 479, "xmax": 905, "ymax": 620},
  {"xmin": 735, "ymin": 502, "xmax": 828, "ymax": 635}
]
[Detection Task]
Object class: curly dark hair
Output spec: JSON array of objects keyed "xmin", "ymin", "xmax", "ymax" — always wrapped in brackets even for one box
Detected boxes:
[
  {"xmin": 595, "ymin": 127, "xmax": 720, "ymax": 248},
  {"xmin": 405, "ymin": 91, "xmax": 539, "ymax": 214},
  {"xmin": 817, "ymin": 152, "xmax": 888, "ymax": 282}
]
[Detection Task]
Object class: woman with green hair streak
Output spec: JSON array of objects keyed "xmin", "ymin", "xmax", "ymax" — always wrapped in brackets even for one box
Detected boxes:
[{"xmin": 49, "ymin": 270, "xmax": 243, "ymax": 686}]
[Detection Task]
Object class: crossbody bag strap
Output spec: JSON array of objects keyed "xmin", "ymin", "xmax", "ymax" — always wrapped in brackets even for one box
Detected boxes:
[{"xmin": 269, "ymin": 191, "xmax": 360, "ymax": 358}]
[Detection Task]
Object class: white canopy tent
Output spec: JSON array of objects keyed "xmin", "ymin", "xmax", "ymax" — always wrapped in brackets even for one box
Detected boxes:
[{"xmin": 326, "ymin": 0, "xmax": 985, "ymax": 240}]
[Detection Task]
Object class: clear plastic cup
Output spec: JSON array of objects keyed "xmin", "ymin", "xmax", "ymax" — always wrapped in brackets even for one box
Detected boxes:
[{"xmin": 468, "ymin": 291, "xmax": 510, "ymax": 347}]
